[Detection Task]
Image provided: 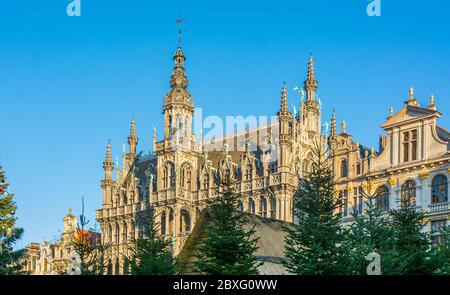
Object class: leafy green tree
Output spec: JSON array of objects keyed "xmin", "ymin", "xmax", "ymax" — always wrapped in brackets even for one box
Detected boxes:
[
  {"xmin": 0, "ymin": 164, "xmax": 25, "ymax": 274},
  {"xmin": 194, "ymin": 175, "xmax": 261, "ymax": 275},
  {"xmin": 124, "ymin": 207, "xmax": 175, "ymax": 275},
  {"xmin": 283, "ymin": 141, "xmax": 350, "ymax": 275}
]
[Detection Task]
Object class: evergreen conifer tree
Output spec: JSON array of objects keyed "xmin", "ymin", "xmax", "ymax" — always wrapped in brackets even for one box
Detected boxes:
[
  {"xmin": 0, "ymin": 164, "xmax": 25, "ymax": 274},
  {"xmin": 193, "ymin": 175, "xmax": 261, "ymax": 275},
  {"xmin": 124, "ymin": 207, "xmax": 175, "ymax": 275},
  {"xmin": 384, "ymin": 193, "xmax": 435, "ymax": 274},
  {"xmin": 347, "ymin": 185, "xmax": 393, "ymax": 275},
  {"xmin": 283, "ymin": 141, "xmax": 350, "ymax": 275}
]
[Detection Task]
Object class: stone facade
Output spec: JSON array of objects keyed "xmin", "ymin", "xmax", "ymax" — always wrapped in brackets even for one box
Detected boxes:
[
  {"xmin": 95, "ymin": 47, "xmax": 324, "ymax": 274},
  {"xmin": 329, "ymin": 88, "xmax": 450, "ymax": 243},
  {"xmin": 22, "ymin": 209, "xmax": 100, "ymax": 275}
]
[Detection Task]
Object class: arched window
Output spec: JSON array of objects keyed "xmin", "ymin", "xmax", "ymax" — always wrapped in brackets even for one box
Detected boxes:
[
  {"xmin": 260, "ymin": 197, "xmax": 267, "ymax": 217},
  {"xmin": 244, "ymin": 162, "xmax": 252, "ymax": 181},
  {"xmin": 302, "ymin": 160, "xmax": 310, "ymax": 177},
  {"xmin": 270, "ymin": 198, "xmax": 276, "ymax": 218},
  {"xmin": 108, "ymin": 224, "xmax": 113, "ymax": 243},
  {"xmin": 169, "ymin": 209, "xmax": 174, "ymax": 235},
  {"xmin": 115, "ymin": 224, "xmax": 120, "ymax": 244},
  {"xmin": 401, "ymin": 180, "xmax": 416, "ymax": 208},
  {"xmin": 341, "ymin": 159, "xmax": 348, "ymax": 178},
  {"xmin": 248, "ymin": 198, "xmax": 256, "ymax": 214},
  {"xmin": 356, "ymin": 163, "xmax": 362, "ymax": 175},
  {"xmin": 130, "ymin": 221, "xmax": 135, "ymax": 240},
  {"xmin": 196, "ymin": 207, "xmax": 201, "ymax": 220},
  {"xmin": 160, "ymin": 212, "xmax": 166, "ymax": 235},
  {"xmin": 376, "ymin": 185, "xmax": 390, "ymax": 212},
  {"xmin": 181, "ymin": 164, "xmax": 192, "ymax": 190},
  {"xmin": 123, "ymin": 223, "xmax": 128, "ymax": 242},
  {"xmin": 237, "ymin": 201, "xmax": 244, "ymax": 212},
  {"xmin": 202, "ymin": 174, "xmax": 209, "ymax": 190},
  {"xmin": 432, "ymin": 175, "xmax": 448, "ymax": 204},
  {"xmin": 180, "ymin": 210, "xmax": 191, "ymax": 233},
  {"xmin": 163, "ymin": 163, "xmax": 175, "ymax": 188}
]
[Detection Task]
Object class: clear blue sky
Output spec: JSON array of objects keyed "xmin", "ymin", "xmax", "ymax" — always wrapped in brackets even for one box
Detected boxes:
[{"xmin": 1, "ymin": 0, "xmax": 449, "ymax": 247}]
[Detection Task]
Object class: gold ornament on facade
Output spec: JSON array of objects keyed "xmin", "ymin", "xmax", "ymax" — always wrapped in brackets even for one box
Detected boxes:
[
  {"xmin": 388, "ymin": 177, "xmax": 396, "ymax": 186},
  {"xmin": 419, "ymin": 172, "xmax": 429, "ymax": 180}
]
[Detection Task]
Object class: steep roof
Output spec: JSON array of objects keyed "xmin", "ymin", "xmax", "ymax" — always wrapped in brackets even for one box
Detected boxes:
[{"xmin": 176, "ymin": 209, "xmax": 294, "ymax": 275}]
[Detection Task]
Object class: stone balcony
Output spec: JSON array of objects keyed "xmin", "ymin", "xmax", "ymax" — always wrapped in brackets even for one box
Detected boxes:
[{"xmin": 428, "ymin": 202, "xmax": 449, "ymax": 213}]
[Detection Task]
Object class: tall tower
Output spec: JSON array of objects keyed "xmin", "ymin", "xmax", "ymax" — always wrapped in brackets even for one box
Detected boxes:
[
  {"xmin": 163, "ymin": 46, "xmax": 194, "ymax": 148},
  {"xmin": 277, "ymin": 83, "xmax": 293, "ymax": 173},
  {"xmin": 101, "ymin": 141, "xmax": 114, "ymax": 207},
  {"xmin": 303, "ymin": 54, "xmax": 321, "ymax": 134}
]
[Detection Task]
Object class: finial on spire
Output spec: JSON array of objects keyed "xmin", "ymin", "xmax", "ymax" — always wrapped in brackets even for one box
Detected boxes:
[
  {"xmin": 307, "ymin": 53, "xmax": 315, "ymax": 81},
  {"xmin": 128, "ymin": 117, "xmax": 138, "ymax": 154},
  {"xmin": 341, "ymin": 120, "xmax": 347, "ymax": 134},
  {"xmin": 280, "ymin": 82, "xmax": 289, "ymax": 113},
  {"xmin": 105, "ymin": 140, "xmax": 112, "ymax": 163},
  {"xmin": 103, "ymin": 140, "xmax": 114, "ymax": 180},
  {"xmin": 331, "ymin": 110, "xmax": 336, "ymax": 137},
  {"xmin": 389, "ymin": 106, "xmax": 394, "ymax": 117},
  {"xmin": 409, "ymin": 87, "xmax": 414, "ymax": 98},
  {"xmin": 176, "ymin": 15, "xmax": 183, "ymax": 48}
]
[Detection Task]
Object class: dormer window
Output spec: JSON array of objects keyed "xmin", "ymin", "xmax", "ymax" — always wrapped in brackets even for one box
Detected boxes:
[{"xmin": 402, "ymin": 129, "xmax": 417, "ymax": 163}]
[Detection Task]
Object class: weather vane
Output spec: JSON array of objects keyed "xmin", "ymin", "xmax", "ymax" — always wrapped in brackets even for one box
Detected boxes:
[{"xmin": 176, "ymin": 15, "xmax": 183, "ymax": 48}]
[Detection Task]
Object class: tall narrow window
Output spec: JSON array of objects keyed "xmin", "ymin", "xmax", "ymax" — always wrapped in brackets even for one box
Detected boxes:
[
  {"xmin": 402, "ymin": 129, "xmax": 418, "ymax": 162},
  {"xmin": 245, "ymin": 162, "xmax": 252, "ymax": 181},
  {"xmin": 401, "ymin": 180, "xmax": 416, "ymax": 208},
  {"xmin": 115, "ymin": 224, "xmax": 120, "ymax": 244},
  {"xmin": 343, "ymin": 189, "xmax": 348, "ymax": 216},
  {"xmin": 411, "ymin": 130, "xmax": 418, "ymax": 161},
  {"xmin": 376, "ymin": 185, "xmax": 390, "ymax": 212},
  {"xmin": 403, "ymin": 131, "xmax": 410, "ymax": 162},
  {"xmin": 432, "ymin": 175, "xmax": 448, "ymax": 204},
  {"xmin": 341, "ymin": 159, "xmax": 348, "ymax": 178},
  {"xmin": 356, "ymin": 163, "xmax": 361, "ymax": 175},
  {"xmin": 260, "ymin": 197, "xmax": 267, "ymax": 217},
  {"xmin": 248, "ymin": 198, "xmax": 256, "ymax": 214}
]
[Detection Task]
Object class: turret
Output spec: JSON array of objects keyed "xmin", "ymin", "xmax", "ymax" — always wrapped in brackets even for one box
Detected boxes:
[
  {"xmin": 128, "ymin": 117, "xmax": 138, "ymax": 155},
  {"xmin": 277, "ymin": 83, "xmax": 292, "ymax": 173},
  {"xmin": 101, "ymin": 141, "xmax": 114, "ymax": 207}
]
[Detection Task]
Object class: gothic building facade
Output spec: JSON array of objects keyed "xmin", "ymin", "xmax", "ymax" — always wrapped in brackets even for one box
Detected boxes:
[
  {"xmin": 329, "ymin": 88, "xmax": 450, "ymax": 244},
  {"xmin": 95, "ymin": 46, "xmax": 324, "ymax": 274}
]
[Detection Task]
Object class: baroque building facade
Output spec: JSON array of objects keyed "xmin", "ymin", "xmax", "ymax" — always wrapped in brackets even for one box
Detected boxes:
[
  {"xmin": 22, "ymin": 209, "xmax": 88, "ymax": 275},
  {"xmin": 95, "ymin": 46, "xmax": 324, "ymax": 274},
  {"xmin": 329, "ymin": 88, "xmax": 450, "ymax": 244}
]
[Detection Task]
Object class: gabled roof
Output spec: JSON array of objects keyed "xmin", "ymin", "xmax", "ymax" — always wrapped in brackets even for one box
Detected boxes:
[{"xmin": 381, "ymin": 105, "xmax": 440, "ymax": 129}]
